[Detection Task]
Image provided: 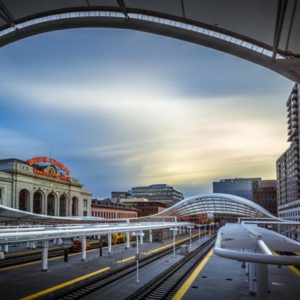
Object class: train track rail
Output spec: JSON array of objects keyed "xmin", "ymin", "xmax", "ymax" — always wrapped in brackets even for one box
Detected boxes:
[
  {"xmin": 0, "ymin": 240, "xmax": 105, "ymax": 269},
  {"xmin": 125, "ymin": 238, "xmax": 215, "ymax": 300},
  {"xmin": 43, "ymin": 235, "xmax": 210, "ymax": 300}
]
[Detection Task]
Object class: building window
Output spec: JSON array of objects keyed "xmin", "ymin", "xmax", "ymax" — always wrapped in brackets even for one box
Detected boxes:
[{"xmin": 84, "ymin": 199, "xmax": 88, "ymax": 208}]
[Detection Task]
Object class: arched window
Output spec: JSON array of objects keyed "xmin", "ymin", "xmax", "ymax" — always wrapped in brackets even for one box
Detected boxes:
[
  {"xmin": 19, "ymin": 189, "xmax": 30, "ymax": 211},
  {"xmin": 59, "ymin": 194, "xmax": 67, "ymax": 216},
  {"xmin": 47, "ymin": 192, "xmax": 56, "ymax": 216},
  {"xmin": 33, "ymin": 191, "xmax": 43, "ymax": 214}
]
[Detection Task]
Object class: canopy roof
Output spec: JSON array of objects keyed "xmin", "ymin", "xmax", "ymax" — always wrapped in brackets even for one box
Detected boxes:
[
  {"xmin": 0, "ymin": 1, "xmax": 299, "ymax": 82},
  {"xmin": 157, "ymin": 193, "xmax": 278, "ymax": 219}
]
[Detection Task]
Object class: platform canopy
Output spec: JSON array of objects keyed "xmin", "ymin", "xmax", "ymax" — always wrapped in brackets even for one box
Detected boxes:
[
  {"xmin": 0, "ymin": 1, "xmax": 299, "ymax": 82},
  {"xmin": 157, "ymin": 193, "xmax": 278, "ymax": 219}
]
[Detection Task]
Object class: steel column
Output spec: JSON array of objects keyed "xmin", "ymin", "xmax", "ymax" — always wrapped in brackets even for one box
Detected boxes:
[
  {"xmin": 41, "ymin": 240, "xmax": 48, "ymax": 272},
  {"xmin": 81, "ymin": 236, "xmax": 86, "ymax": 261}
]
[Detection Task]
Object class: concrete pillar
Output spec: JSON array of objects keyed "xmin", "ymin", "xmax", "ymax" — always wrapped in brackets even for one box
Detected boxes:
[
  {"xmin": 4, "ymin": 244, "xmax": 8, "ymax": 253},
  {"xmin": 41, "ymin": 240, "xmax": 48, "ymax": 272},
  {"xmin": 179, "ymin": 227, "xmax": 182, "ymax": 235},
  {"xmin": 149, "ymin": 230, "xmax": 153, "ymax": 243},
  {"xmin": 108, "ymin": 233, "xmax": 112, "ymax": 254},
  {"xmin": 26, "ymin": 241, "xmax": 30, "ymax": 248},
  {"xmin": 140, "ymin": 231, "xmax": 143, "ymax": 245},
  {"xmin": 126, "ymin": 232, "xmax": 130, "ymax": 249},
  {"xmin": 29, "ymin": 191, "xmax": 33, "ymax": 213},
  {"xmin": 81, "ymin": 236, "xmax": 87, "ymax": 261},
  {"xmin": 248, "ymin": 262, "xmax": 256, "ymax": 296},
  {"xmin": 256, "ymin": 263, "xmax": 268, "ymax": 300}
]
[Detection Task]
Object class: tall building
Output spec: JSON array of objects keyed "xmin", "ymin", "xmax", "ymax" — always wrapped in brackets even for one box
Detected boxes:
[
  {"xmin": 0, "ymin": 157, "xmax": 92, "ymax": 217},
  {"xmin": 213, "ymin": 178, "xmax": 261, "ymax": 201},
  {"xmin": 253, "ymin": 180, "xmax": 277, "ymax": 216},
  {"xmin": 213, "ymin": 178, "xmax": 277, "ymax": 215},
  {"xmin": 129, "ymin": 184, "xmax": 184, "ymax": 206},
  {"xmin": 276, "ymin": 84, "xmax": 300, "ymax": 221}
]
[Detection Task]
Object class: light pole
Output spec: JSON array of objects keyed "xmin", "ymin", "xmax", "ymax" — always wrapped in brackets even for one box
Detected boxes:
[
  {"xmin": 131, "ymin": 231, "xmax": 144, "ymax": 283},
  {"xmin": 170, "ymin": 228, "xmax": 178, "ymax": 259}
]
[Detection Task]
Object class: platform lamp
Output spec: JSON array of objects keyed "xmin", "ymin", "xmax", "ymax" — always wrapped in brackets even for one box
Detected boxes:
[
  {"xmin": 131, "ymin": 231, "xmax": 144, "ymax": 283},
  {"xmin": 169, "ymin": 227, "xmax": 178, "ymax": 259}
]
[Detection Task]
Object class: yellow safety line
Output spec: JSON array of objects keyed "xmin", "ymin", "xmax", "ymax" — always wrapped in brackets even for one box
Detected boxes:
[
  {"xmin": 18, "ymin": 233, "xmax": 205, "ymax": 299},
  {"xmin": 117, "ymin": 256, "xmax": 135, "ymax": 264},
  {"xmin": 20, "ymin": 266, "xmax": 111, "ymax": 300},
  {"xmin": 172, "ymin": 249, "xmax": 213, "ymax": 300},
  {"xmin": 0, "ymin": 241, "xmax": 135, "ymax": 272},
  {"xmin": 272, "ymin": 251, "xmax": 300, "ymax": 277},
  {"xmin": 288, "ymin": 265, "xmax": 300, "ymax": 276}
]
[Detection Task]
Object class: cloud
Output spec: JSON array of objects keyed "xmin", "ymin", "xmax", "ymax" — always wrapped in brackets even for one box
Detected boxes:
[{"xmin": 0, "ymin": 28, "xmax": 292, "ymax": 197}]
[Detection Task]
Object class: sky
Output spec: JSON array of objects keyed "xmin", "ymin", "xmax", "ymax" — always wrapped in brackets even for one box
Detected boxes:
[{"xmin": 0, "ymin": 28, "xmax": 294, "ymax": 198}]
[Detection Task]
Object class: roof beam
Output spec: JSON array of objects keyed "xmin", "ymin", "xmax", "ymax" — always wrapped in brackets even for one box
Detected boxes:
[
  {"xmin": 117, "ymin": 0, "xmax": 128, "ymax": 17},
  {"xmin": 272, "ymin": 0, "xmax": 288, "ymax": 59},
  {"xmin": 0, "ymin": 1, "xmax": 15, "ymax": 26},
  {"xmin": 181, "ymin": 0, "xmax": 186, "ymax": 18}
]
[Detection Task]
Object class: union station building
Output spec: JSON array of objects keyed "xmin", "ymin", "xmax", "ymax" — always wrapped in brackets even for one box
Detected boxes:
[{"xmin": 0, "ymin": 157, "xmax": 92, "ymax": 217}]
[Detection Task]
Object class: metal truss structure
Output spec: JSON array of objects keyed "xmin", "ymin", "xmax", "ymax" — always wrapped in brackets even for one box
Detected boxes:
[{"xmin": 157, "ymin": 193, "xmax": 278, "ymax": 219}]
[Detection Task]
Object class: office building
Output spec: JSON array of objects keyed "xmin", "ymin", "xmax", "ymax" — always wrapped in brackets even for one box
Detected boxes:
[
  {"xmin": 213, "ymin": 178, "xmax": 261, "ymax": 201},
  {"xmin": 129, "ymin": 184, "xmax": 184, "ymax": 206},
  {"xmin": 213, "ymin": 178, "xmax": 277, "ymax": 215},
  {"xmin": 276, "ymin": 84, "xmax": 300, "ymax": 221}
]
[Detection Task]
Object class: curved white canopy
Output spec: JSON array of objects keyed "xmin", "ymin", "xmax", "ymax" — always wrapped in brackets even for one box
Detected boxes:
[
  {"xmin": 0, "ymin": 1, "xmax": 299, "ymax": 82},
  {"xmin": 157, "ymin": 193, "xmax": 277, "ymax": 219}
]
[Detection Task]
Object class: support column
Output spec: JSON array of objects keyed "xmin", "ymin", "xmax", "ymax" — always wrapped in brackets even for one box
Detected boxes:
[
  {"xmin": 126, "ymin": 232, "xmax": 130, "ymax": 249},
  {"xmin": 256, "ymin": 263, "xmax": 268, "ymax": 300},
  {"xmin": 81, "ymin": 236, "xmax": 86, "ymax": 261},
  {"xmin": 179, "ymin": 227, "xmax": 182, "ymax": 235},
  {"xmin": 140, "ymin": 231, "xmax": 143, "ymax": 245},
  {"xmin": 41, "ymin": 240, "xmax": 48, "ymax": 272},
  {"xmin": 108, "ymin": 233, "xmax": 112, "ymax": 254},
  {"xmin": 29, "ymin": 191, "xmax": 33, "ymax": 213},
  {"xmin": 149, "ymin": 230, "xmax": 153, "ymax": 243},
  {"xmin": 4, "ymin": 244, "xmax": 8, "ymax": 253},
  {"xmin": 248, "ymin": 262, "xmax": 256, "ymax": 296}
]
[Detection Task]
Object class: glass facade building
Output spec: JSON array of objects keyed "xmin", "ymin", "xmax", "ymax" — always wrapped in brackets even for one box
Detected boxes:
[
  {"xmin": 129, "ymin": 184, "xmax": 184, "ymax": 206},
  {"xmin": 213, "ymin": 178, "xmax": 260, "ymax": 201}
]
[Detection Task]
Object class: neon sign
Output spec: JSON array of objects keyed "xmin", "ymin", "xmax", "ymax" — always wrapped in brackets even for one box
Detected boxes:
[{"xmin": 27, "ymin": 156, "xmax": 71, "ymax": 181}]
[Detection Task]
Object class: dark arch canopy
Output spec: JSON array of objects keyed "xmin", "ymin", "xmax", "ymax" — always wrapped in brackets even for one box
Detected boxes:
[{"xmin": 0, "ymin": 1, "xmax": 299, "ymax": 82}]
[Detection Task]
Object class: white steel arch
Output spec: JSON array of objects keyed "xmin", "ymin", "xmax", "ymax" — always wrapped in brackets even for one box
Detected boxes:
[
  {"xmin": 156, "ymin": 193, "xmax": 277, "ymax": 219},
  {"xmin": 0, "ymin": 1, "xmax": 299, "ymax": 82}
]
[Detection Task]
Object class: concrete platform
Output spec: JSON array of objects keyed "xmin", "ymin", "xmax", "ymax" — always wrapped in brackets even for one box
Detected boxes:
[
  {"xmin": 82, "ymin": 236, "xmax": 212, "ymax": 300},
  {"xmin": 182, "ymin": 252, "xmax": 300, "ymax": 300},
  {"xmin": 0, "ymin": 233, "xmax": 194, "ymax": 300}
]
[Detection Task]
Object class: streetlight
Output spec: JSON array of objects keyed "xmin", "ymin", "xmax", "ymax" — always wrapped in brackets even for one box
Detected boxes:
[
  {"xmin": 131, "ymin": 231, "xmax": 144, "ymax": 283},
  {"xmin": 170, "ymin": 227, "xmax": 178, "ymax": 258}
]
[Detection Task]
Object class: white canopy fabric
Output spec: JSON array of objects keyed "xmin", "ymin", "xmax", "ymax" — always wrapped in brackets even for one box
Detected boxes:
[
  {"xmin": 0, "ymin": 1, "xmax": 299, "ymax": 82},
  {"xmin": 156, "ymin": 193, "xmax": 278, "ymax": 219}
]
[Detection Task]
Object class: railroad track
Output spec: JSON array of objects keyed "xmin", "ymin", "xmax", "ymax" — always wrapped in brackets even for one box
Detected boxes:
[
  {"xmin": 43, "ymin": 235, "xmax": 209, "ymax": 300},
  {"xmin": 125, "ymin": 238, "xmax": 214, "ymax": 300},
  {"xmin": 0, "ymin": 240, "xmax": 102, "ymax": 269}
]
